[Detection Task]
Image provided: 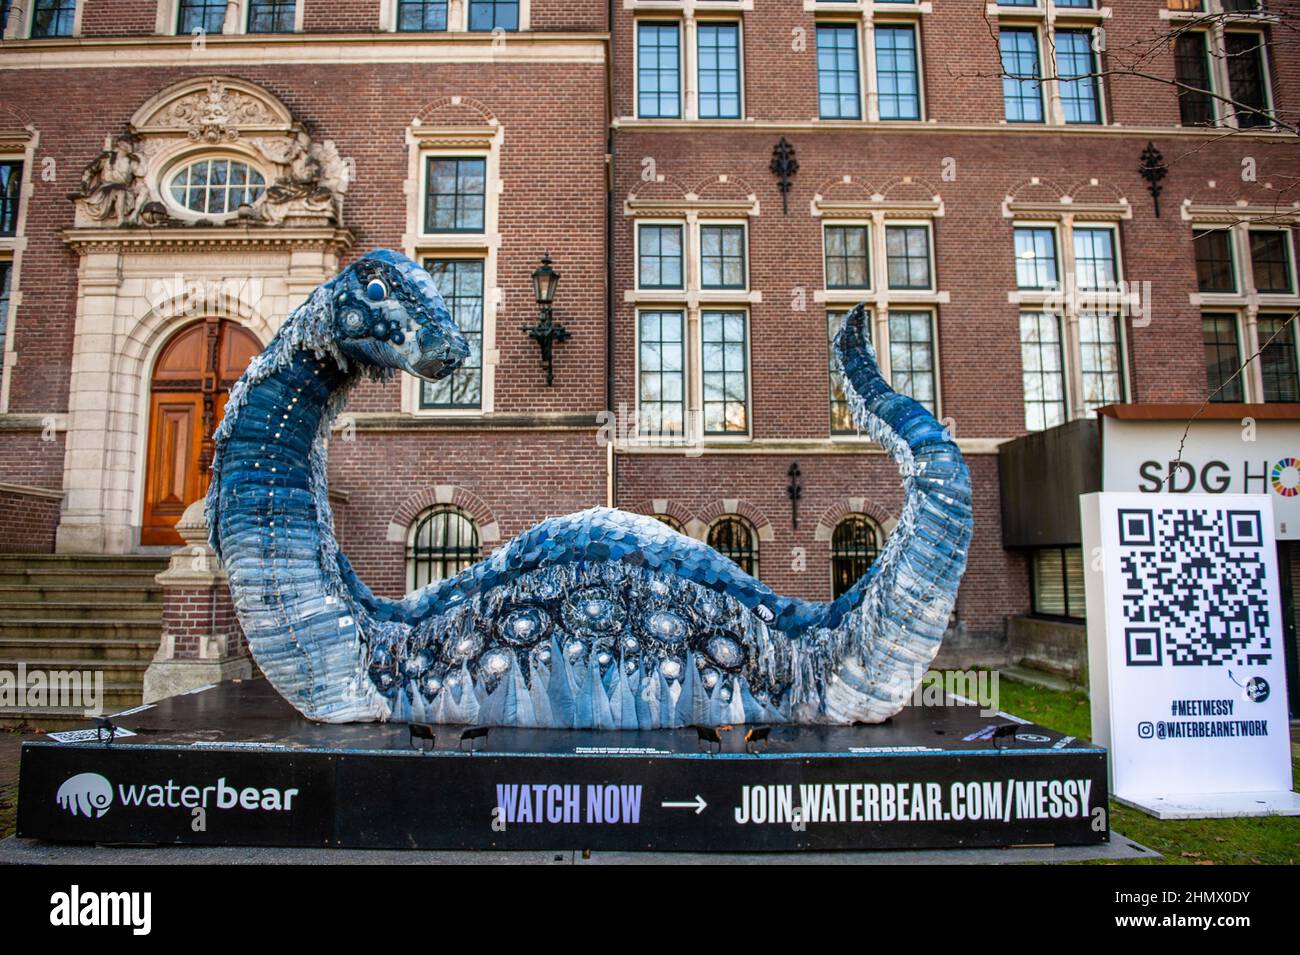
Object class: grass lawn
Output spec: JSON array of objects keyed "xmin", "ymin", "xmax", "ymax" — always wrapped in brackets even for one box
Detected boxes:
[{"xmin": 995, "ymin": 677, "xmax": 1300, "ymax": 865}]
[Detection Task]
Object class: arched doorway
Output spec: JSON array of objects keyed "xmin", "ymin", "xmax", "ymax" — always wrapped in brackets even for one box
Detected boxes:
[{"xmin": 141, "ymin": 318, "xmax": 260, "ymax": 546}]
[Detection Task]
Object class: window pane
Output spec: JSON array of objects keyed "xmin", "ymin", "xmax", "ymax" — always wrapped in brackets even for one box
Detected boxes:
[
  {"xmin": 1078, "ymin": 311, "xmax": 1125, "ymax": 412},
  {"xmin": 639, "ymin": 310, "xmax": 685, "ymax": 438},
  {"xmin": 1259, "ymin": 315, "xmax": 1299, "ymax": 402},
  {"xmin": 885, "ymin": 225, "xmax": 931, "ymax": 289},
  {"xmin": 1056, "ymin": 30, "xmax": 1100, "ymax": 124},
  {"xmin": 247, "ymin": 0, "xmax": 296, "ymax": 33},
  {"xmin": 424, "ymin": 157, "xmax": 486, "ymax": 233},
  {"xmin": 828, "ymin": 309, "xmax": 870, "ymax": 434},
  {"xmin": 1032, "ymin": 548, "xmax": 1066, "ymax": 616},
  {"xmin": 702, "ymin": 310, "xmax": 748, "ymax": 433},
  {"xmin": 0, "ymin": 262, "xmax": 10, "ymax": 392},
  {"xmin": 168, "ymin": 158, "xmax": 266, "ymax": 215},
  {"xmin": 1194, "ymin": 230, "xmax": 1235, "ymax": 292},
  {"xmin": 1020, "ymin": 312, "xmax": 1066, "ymax": 431},
  {"xmin": 638, "ymin": 22, "xmax": 682, "ymax": 119},
  {"xmin": 698, "ymin": 23, "xmax": 741, "ymax": 120},
  {"xmin": 1073, "ymin": 228, "xmax": 1118, "ymax": 290},
  {"xmin": 700, "ymin": 224, "xmax": 746, "ymax": 289},
  {"xmin": 0, "ymin": 162, "xmax": 22, "ymax": 237},
  {"xmin": 816, "ymin": 24, "xmax": 861, "ymax": 120},
  {"xmin": 178, "ymin": 0, "xmax": 228, "ymax": 33},
  {"xmin": 1249, "ymin": 231, "xmax": 1294, "ymax": 294},
  {"xmin": 1064, "ymin": 547, "xmax": 1086, "ymax": 619},
  {"xmin": 638, "ymin": 223, "xmax": 684, "ymax": 289},
  {"xmin": 1225, "ymin": 32, "xmax": 1271, "ymax": 128},
  {"xmin": 825, "ymin": 225, "xmax": 870, "ymax": 289},
  {"xmin": 31, "ymin": 0, "xmax": 76, "ymax": 37},
  {"xmin": 407, "ymin": 507, "xmax": 479, "ymax": 591},
  {"xmin": 1202, "ymin": 314, "xmax": 1243, "ymax": 402},
  {"xmin": 1014, "ymin": 227, "xmax": 1058, "ymax": 289},
  {"xmin": 1000, "ymin": 28, "xmax": 1044, "ymax": 123},
  {"xmin": 875, "ymin": 26, "xmax": 920, "ymax": 121},
  {"xmin": 708, "ymin": 516, "xmax": 757, "ymax": 577},
  {"xmin": 468, "ymin": 0, "xmax": 518, "ymax": 31},
  {"xmin": 397, "ymin": 0, "xmax": 449, "ymax": 30},
  {"xmin": 887, "ymin": 310, "xmax": 936, "ymax": 413},
  {"xmin": 1174, "ymin": 32, "xmax": 1214, "ymax": 125},
  {"xmin": 421, "ymin": 259, "xmax": 485, "ymax": 409},
  {"xmin": 831, "ymin": 516, "xmax": 879, "ymax": 598}
]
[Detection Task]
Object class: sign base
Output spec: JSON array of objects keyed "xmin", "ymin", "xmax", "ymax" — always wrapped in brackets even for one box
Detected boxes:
[{"xmin": 1116, "ymin": 790, "xmax": 1300, "ymax": 820}]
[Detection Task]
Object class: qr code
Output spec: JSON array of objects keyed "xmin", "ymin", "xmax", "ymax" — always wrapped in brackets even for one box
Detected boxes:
[{"xmin": 1117, "ymin": 507, "xmax": 1271, "ymax": 668}]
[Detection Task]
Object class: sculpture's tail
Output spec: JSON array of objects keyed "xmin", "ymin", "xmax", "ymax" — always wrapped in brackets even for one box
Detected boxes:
[{"xmin": 816, "ymin": 304, "xmax": 972, "ymax": 722}]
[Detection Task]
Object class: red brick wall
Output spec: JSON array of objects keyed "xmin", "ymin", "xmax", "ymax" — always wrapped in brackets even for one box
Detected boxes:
[
  {"xmin": 160, "ymin": 584, "xmax": 244, "ymax": 659},
  {"xmin": 0, "ymin": 487, "xmax": 60, "ymax": 552}
]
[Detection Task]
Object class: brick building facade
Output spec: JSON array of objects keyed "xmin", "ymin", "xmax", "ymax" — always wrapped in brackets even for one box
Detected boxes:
[{"xmin": 0, "ymin": 0, "xmax": 1297, "ymax": 672}]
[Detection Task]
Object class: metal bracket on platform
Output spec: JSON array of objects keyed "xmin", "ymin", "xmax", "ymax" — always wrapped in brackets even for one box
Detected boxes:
[
  {"xmin": 744, "ymin": 725, "xmax": 771, "ymax": 754},
  {"xmin": 991, "ymin": 724, "xmax": 1020, "ymax": 750},
  {"xmin": 459, "ymin": 725, "xmax": 491, "ymax": 752},
  {"xmin": 693, "ymin": 725, "xmax": 724, "ymax": 754},
  {"xmin": 409, "ymin": 723, "xmax": 436, "ymax": 753},
  {"xmin": 94, "ymin": 717, "xmax": 120, "ymax": 747}
]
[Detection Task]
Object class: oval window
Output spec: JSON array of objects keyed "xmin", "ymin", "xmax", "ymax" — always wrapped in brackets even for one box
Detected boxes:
[{"xmin": 167, "ymin": 158, "xmax": 266, "ymax": 217}]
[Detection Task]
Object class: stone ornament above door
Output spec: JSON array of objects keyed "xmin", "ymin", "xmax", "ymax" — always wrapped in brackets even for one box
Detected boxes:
[{"xmin": 68, "ymin": 76, "xmax": 350, "ymax": 231}]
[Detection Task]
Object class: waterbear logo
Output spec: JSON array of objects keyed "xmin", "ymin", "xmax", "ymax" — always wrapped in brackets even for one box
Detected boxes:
[{"xmin": 56, "ymin": 772, "xmax": 114, "ymax": 818}]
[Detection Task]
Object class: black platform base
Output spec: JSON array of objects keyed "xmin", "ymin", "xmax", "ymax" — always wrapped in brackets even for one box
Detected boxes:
[{"xmin": 17, "ymin": 679, "xmax": 1109, "ymax": 852}]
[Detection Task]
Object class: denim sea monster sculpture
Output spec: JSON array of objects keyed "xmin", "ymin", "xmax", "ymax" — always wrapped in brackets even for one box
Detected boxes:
[{"xmin": 208, "ymin": 250, "xmax": 972, "ymax": 727}]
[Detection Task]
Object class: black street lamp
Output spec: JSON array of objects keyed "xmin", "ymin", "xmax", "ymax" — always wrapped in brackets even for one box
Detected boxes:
[{"xmin": 522, "ymin": 252, "xmax": 570, "ymax": 386}]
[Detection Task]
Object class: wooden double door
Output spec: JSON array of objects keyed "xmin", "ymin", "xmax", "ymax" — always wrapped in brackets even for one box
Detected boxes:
[{"xmin": 141, "ymin": 319, "xmax": 260, "ymax": 546}]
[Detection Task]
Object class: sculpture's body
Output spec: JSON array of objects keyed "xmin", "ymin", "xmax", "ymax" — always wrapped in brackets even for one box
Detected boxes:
[{"xmin": 209, "ymin": 251, "xmax": 972, "ymax": 727}]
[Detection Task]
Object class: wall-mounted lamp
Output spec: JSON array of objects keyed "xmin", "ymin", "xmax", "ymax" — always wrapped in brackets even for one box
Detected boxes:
[{"xmin": 522, "ymin": 252, "xmax": 570, "ymax": 386}]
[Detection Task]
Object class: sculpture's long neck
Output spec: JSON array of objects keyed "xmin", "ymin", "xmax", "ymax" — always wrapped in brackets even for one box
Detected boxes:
[{"xmin": 817, "ymin": 305, "xmax": 972, "ymax": 722}]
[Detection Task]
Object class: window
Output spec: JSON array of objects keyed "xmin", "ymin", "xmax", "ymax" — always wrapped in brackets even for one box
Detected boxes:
[
  {"xmin": 885, "ymin": 225, "xmax": 932, "ymax": 290},
  {"xmin": 888, "ymin": 310, "xmax": 936, "ymax": 413},
  {"xmin": 697, "ymin": 23, "xmax": 742, "ymax": 120},
  {"xmin": 825, "ymin": 225, "xmax": 870, "ymax": 289},
  {"xmin": 407, "ymin": 507, "xmax": 479, "ymax": 591},
  {"xmin": 424, "ymin": 157, "xmax": 486, "ymax": 233},
  {"xmin": 1031, "ymin": 547, "xmax": 1085, "ymax": 619},
  {"xmin": 1174, "ymin": 33, "xmax": 1214, "ymax": 126},
  {"xmin": 421, "ymin": 259, "xmax": 484, "ymax": 408},
  {"xmin": 1000, "ymin": 29, "xmax": 1044, "ymax": 123},
  {"xmin": 1202, "ymin": 314, "xmax": 1243, "ymax": 402},
  {"xmin": 247, "ymin": 0, "xmax": 295, "ymax": 33},
  {"xmin": 701, "ymin": 310, "xmax": 749, "ymax": 434},
  {"xmin": 637, "ymin": 224, "xmax": 684, "ymax": 289},
  {"xmin": 654, "ymin": 514, "xmax": 684, "ymax": 532},
  {"xmin": 397, "ymin": 0, "xmax": 448, "ymax": 30},
  {"xmin": 31, "ymin": 0, "xmax": 76, "ymax": 37},
  {"xmin": 0, "ymin": 0, "xmax": 10, "ymax": 34},
  {"xmin": 1078, "ymin": 310, "xmax": 1125, "ymax": 412},
  {"xmin": 1054, "ymin": 0, "xmax": 1094, "ymax": 7},
  {"xmin": 1224, "ymin": 33, "xmax": 1271, "ymax": 129},
  {"xmin": 468, "ymin": 0, "xmax": 518, "ymax": 32},
  {"xmin": 1014, "ymin": 227, "xmax": 1058, "ymax": 290},
  {"xmin": 1194, "ymin": 230, "xmax": 1236, "ymax": 292},
  {"xmin": 1259, "ymin": 316, "xmax": 1299, "ymax": 402},
  {"xmin": 1250, "ymin": 231, "xmax": 1294, "ymax": 294},
  {"xmin": 816, "ymin": 24, "xmax": 862, "ymax": 120},
  {"xmin": 708, "ymin": 516, "xmax": 757, "ymax": 577},
  {"xmin": 1055, "ymin": 30, "xmax": 1100, "ymax": 125},
  {"xmin": 167, "ymin": 158, "xmax": 266, "ymax": 217},
  {"xmin": 0, "ymin": 162, "xmax": 21, "ymax": 237},
  {"xmin": 828, "ymin": 309, "xmax": 864, "ymax": 434},
  {"xmin": 0, "ymin": 261, "xmax": 11, "ymax": 389},
  {"xmin": 1073, "ymin": 227, "xmax": 1118, "ymax": 289},
  {"xmin": 831, "ymin": 515, "xmax": 879, "ymax": 599},
  {"xmin": 997, "ymin": 0, "xmax": 1037, "ymax": 6},
  {"xmin": 1167, "ymin": 0, "xmax": 1203, "ymax": 9},
  {"xmin": 875, "ymin": 25, "xmax": 921, "ymax": 121},
  {"xmin": 638, "ymin": 310, "xmax": 686, "ymax": 437},
  {"xmin": 637, "ymin": 22, "xmax": 682, "ymax": 119},
  {"xmin": 1020, "ymin": 312, "xmax": 1067, "ymax": 431},
  {"xmin": 178, "ymin": 0, "xmax": 226, "ymax": 33},
  {"xmin": 699, "ymin": 224, "xmax": 746, "ymax": 289}
]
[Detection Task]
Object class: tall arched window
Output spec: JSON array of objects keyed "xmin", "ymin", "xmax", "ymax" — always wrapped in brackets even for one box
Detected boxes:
[
  {"xmin": 407, "ymin": 506, "xmax": 480, "ymax": 591},
  {"xmin": 654, "ymin": 513, "xmax": 683, "ymax": 532},
  {"xmin": 708, "ymin": 515, "xmax": 758, "ymax": 577},
  {"xmin": 831, "ymin": 514, "xmax": 880, "ymax": 598}
]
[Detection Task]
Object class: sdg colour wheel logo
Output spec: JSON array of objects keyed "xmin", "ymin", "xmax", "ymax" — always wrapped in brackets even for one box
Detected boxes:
[{"xmin": 1272, "ymin": 457, "xmax": 1300, "ymax": 498}]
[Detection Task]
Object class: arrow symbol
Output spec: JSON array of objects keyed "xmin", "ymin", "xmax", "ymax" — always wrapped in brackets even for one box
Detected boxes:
[{"xmin": 661, "ymin": 795, "xmax": 707, "ymax": 814}]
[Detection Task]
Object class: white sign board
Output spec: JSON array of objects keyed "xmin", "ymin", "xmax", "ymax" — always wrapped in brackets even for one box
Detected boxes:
[
  {"xmin": 1102, "ymin": 416, "xmax": 1300, "ymax": 539},
  {"xmin": 1082, "ymin": 491, "xmax": 1300, "ymax": 818}
]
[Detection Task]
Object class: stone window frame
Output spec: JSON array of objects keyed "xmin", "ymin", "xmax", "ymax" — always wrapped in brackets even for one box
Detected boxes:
[
  {"xmin": 0, "ymin": 128, "xmax": 35, "ymax": 414},
  {"xmin": 3, "ymin": 0, "xmax": 83, "ymax": 38},
  {"xmin": 1184, "ymin": 201, "xmax": 1300, "ymax": 402},
  {"xmin": 807, "ymin": 1, "xmax": 931, "ymax": 124},
  {"xmin": 402, "ymin": 120, "xmax": 504, "ymax": 417},
  {"xmin": 379, "ymin": 0, "xmax": 531, "ymax": 32},
  {"xmin": 155, "ymin": 0, "xmax": 304, "ymax": 35}
]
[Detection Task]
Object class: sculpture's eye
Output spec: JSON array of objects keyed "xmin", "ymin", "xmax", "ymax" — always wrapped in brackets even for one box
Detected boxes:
[
  {"xmin": 340, "ymin": 309, "xmax": 367, "ymax": 337},
  {"xmin": 366, "ymin": 278, "xmax": 388, "ymax": 302}
]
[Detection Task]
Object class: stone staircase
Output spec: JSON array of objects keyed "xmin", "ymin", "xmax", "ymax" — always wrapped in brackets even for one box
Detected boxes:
[{"xmin": 0, "ymin": 554, "xmax": 166, "ymax": 729}]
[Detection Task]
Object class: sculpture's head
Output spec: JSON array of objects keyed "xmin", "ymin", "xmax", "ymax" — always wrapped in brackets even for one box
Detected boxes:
[{"xmin": 330, "ymin": 250, "xmax": 470, "ymax": 380}]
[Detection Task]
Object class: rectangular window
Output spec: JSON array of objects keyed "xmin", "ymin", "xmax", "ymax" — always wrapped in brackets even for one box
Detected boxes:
[
  {"xmin": 397, "ymin": 0, "xmax": 449, "ymax": 30},
  {"xmin": 885, "ymin": 225, "xmax": 932, "ymax": 290},
  {"xmin": 1078, "ymin": 311, "xmax": 1125, "ymax": 412},
  {"xmin": 697, "ymin": 23, "xmax": 742, "ymax": 120},
  {"xmin": 828, "ymin": 309, "xmax": 866, "ymax": 435},
  {"xmin": 1194, "ymin": 230, "xmax": 1236, "ymax": 292},
  {"xmin": 421, "ymin": 259, "xmax": 484, "ymax": 409},
  {"xmin": 638, "ymin": 224, "xmax": 684, "ymax": 289},
  {"xmin": 1054, "ymin": 0, "xmax": 1093, "ymax": 7},
  {"xmin": 1000, "ymin": 28, "xmax": 1044, "ymax": 123},
  {"xmin": 638, "ymin": 310, "xmax": 686, "ymax": 437},
  {"xmin": 468, "ymin": 0, "xmax": 519, "ymax": 31},
  {"xmin": 0, "ymin": 0, "xmax": 11, "ymax": 34},
  {"xmin": 825, "ymin": 225, "xmax": 870, "ymax": 289},
  {"xmin": 0, "ymin": 162, "xmax": 22, "ymax": 237},
  {"xmin": 1032, "ymin": 547, "xmax": 1085, "ymax": 619},
  {"xmin": 31, "ymin": 0, "xmax": 76, "ymax": 37},
  {"xmin": 0, "ymin": 261, "xmax": 11, "ymax": 390},
  {"xmin": 1173, "ymin": 33, "xmax": 1215, "ymax": 126},
  {"xmin": 700, "ymin": 224, "xmax": 746, "ymax": 289},
  {"xmin": 701, "ymin": 310, "xmax": 749, "ymax": 434},
  {"xmin": 637, "ymin": 22, "xmax": 682, "ymax": 119},
  {"xmin": 1250, "ymin": 231, "xmax": 1295, "ymax": 294},
  {"xmin": 816, "ymin": 24, "xmax": 862, "ymax": 120},
  {"xmin": 1225, "ymin": 32, "xmax": 1271, "ymax": 129},
  {"xmin": 1014, "ymin": 226, "xmax": 1058, "ymax": 289},
  {"xmin": 1073, "ymin": 227, "xmax": 1118, "ymax": 289},
  {"xmin": 247, "ymin": 0, "xmax": 295, "ymax": 33},
  {"xmin": 1202, "ymin": 314, "xmax": 1243, "ymax": 402},
  {"xmin": 423, "ymin": 157, "xmax": 486, "ymax": 233},
  {"xmin": 1020, "ymin": 312, "xmax": 1067, "ymax": 431},
  {"xmin": 875, "ymin": 25, "xmax": 921, "ymax": 121},
  {"xmin": 178, "ymin": 0, "xmax": 227, "ymax": 33},
  {"xmin": 1259, "ymin": 315, "xmax": 1299, "ymax": 402},
  {"xmin": 1056, "ymin": 29, "xmax": 1101, "ymax": 124},
  {"xmin": 997, "ymin": 0, "xmax": 1038, "ymax": 6},
  {"xmin": 1167, "ymin": 0, "xmax": 1203, "ymax": 9},
  {"xmin": 888, "ymin": 310, "xmax": 936, "ymax": 413}
]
